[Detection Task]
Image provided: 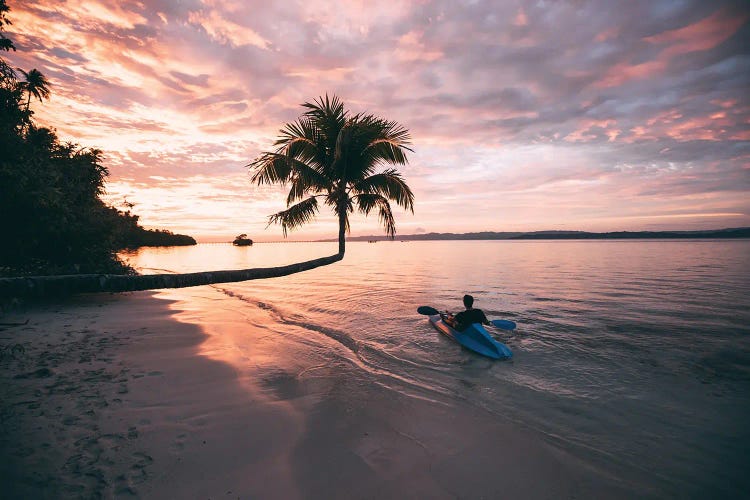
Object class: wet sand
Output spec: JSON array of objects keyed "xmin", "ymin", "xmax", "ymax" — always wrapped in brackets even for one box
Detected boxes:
[{"xmin": 0, "ymin": 289, "xmax": 641, "ymax": 498}]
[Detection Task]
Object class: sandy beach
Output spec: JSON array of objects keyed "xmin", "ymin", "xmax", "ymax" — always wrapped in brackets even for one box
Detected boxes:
[{"xmin": 1, "ymin": 288, "xmax": 644, "ymax": 499}]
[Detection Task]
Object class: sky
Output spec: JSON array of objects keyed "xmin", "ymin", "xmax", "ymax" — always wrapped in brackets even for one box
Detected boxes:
[{"xmin": 4, "ymin": 0, "xmax": 750, "ymax": 241}]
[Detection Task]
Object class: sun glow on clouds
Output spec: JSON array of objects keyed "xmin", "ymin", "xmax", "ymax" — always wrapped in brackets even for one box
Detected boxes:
[
  {"xmin": 187, "ymin": 9, "xmax": 270, "ymax": 49},
  {"xmin": 5, "ymin": 0, "xmax": 750, "ymax": 240}
]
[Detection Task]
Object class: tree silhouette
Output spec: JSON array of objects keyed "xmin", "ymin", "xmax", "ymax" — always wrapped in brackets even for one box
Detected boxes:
[
  {"xmin": 0, "ymin": 0, "xmax": 14, "ymax": 53},
  {"xmin": 250, "ymin": 94, "xmax": 414, "ymax": 256},
  {"xmin": 1, "ymin": 96, "xmax": 415, "ymax": 298},
  {"xmin": 18, "ymin": 68, "xmax": 50, "ymax": 113}
]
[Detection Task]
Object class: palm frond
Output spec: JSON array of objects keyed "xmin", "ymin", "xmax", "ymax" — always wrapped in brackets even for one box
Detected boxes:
[
  {"xmin": 302, "ymin": 94, "xmax": 346, "ymax": 124},
  {"xmin": 268, "ymin": 196, "xmax": 319, "ymax": 237},
  {"xmin": 364, "ymin": 138, "xmax": 411, "ymax": 165},
  {"xmin": 249, "ymin": 151, "xmax": 330, "ymax": 190},
  {"xmin": 278, "ymin": 118, "xmax": 318, "ymax": 161},
  {"xmin": 353, "ymin": 193, "xmax": 396, "ymax": 238},
  {"xmin": 248, "ymin": 152, "xmax": 293, "ymax": 185},
  {"xmin": 361, "ymin": 118, "xmax": 412, "ymax": 169},
  {"xmin": 351, "ymin": 169, "xmax": 414, "ymax": 212},
  {"xmin": 378, "ymin": 201, "xmax": 396, "ymax": 238},
  {"xmin": 335, "ymin": 115, "xmax": 413, "ymax": 181},
  {"xmin": 302, "ymin": 94, "xmax": 347, "ymax": 170},
  {"xmin": 285, "ymin": 167, "xmax": 329, "ymax": 205}
]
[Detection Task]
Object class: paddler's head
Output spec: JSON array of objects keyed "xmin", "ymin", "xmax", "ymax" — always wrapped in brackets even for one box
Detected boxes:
[{"xmin": 463, "ymin": 294, "xmax": 474, "ymax": 309}]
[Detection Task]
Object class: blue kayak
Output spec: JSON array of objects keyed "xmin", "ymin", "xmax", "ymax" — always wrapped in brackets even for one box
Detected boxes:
[{"xmin": 429, "ymin": 315, "xmax": 513, "ymax": 360}]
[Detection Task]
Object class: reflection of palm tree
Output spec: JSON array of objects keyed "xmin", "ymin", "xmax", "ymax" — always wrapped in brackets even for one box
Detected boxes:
[
  {"xmin": 0, "ymin": 95, "xmax": 416, "ymax": 298},
  {"xmin": 18, "ymin": 68, "xmax": 50, "ymax": 112},
  {"xmin": 250, "ymin": 94, "xmax": 414, "ymax": 256}
]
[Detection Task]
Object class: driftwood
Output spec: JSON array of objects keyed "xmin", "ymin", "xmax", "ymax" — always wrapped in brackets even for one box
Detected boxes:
[{"xmin": 0, "ymin": 253, "xmax": 343, "ymax": 300}]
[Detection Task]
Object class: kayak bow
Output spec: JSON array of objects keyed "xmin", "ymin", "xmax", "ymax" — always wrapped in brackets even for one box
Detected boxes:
[{"xmin": 428, "ymin": 315, "xmax": 513, "ymax": 360}]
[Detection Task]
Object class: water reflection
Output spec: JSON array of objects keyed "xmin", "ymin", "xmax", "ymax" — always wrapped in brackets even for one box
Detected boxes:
[{"xmin": 124, "ymin": 239, "xmax": 750, "ymax": 496}]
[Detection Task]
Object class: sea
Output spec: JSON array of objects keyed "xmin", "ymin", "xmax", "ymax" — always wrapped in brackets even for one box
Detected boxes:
[{"xmin": 122, "ymin": 239, "xmax": 750, "ymax": 498}]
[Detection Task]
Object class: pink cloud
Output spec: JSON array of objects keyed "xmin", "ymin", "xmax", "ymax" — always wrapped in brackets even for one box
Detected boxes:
[
  {"xmin": 594, "ymin": 26, "xmax": 620, "ymax": 43},
  {"xmin": 644, "ymin": 7, "xmax": 748, "ymax": 59},
  {"xmin": 395, "ymin": 30, "xmax": 443, "ymax": 62},
  {"xmin": 187, "ymin": 9, "xmax": 270, "ymax": 49},
  {"xmin": 594, "ymin": 60, "xmax": 666, "ymax": 89},
  {"xmin": 513, "ymin": 8, "xmax": 528, "ymax": 27},
  {"xmin": 595, "ymin": 7, "xmax": 747, "ymax": 89}
]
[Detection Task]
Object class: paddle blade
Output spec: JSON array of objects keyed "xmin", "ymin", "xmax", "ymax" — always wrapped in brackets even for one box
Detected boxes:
[
  {"xmin": 417, "ymin": 306, "xmax": 440, "ymax": 316},
  {"xmin": 491, "ymin": 319, "xmax": 517, "ymax": 330}
]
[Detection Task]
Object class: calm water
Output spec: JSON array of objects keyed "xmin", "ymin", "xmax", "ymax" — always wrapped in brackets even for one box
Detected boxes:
[{"xmin": 124, "ymin": 240, "xmax": 750, "ymax": 497}]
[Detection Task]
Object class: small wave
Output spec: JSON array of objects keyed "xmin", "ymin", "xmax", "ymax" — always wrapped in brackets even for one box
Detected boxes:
[
  {"xmin": 209, "ymin": 284, "xmax": 457, "ymax": 404},
  {"xmin": 693, "ymin": 348, "xmax": 750, "ymax": 384}
]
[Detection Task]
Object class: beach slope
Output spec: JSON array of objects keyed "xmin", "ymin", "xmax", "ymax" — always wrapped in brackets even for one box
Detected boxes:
[{"xmin": 1, "ymin": 290, "xmax": 639, "ymax": 499}]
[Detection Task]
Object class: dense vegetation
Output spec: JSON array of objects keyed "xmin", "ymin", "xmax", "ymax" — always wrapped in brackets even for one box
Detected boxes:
[{"xmin": 0, "ymin": 1, "xmax": 194, "ymax": 277}]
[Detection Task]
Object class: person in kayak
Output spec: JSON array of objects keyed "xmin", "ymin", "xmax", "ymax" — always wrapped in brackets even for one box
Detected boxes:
[{"xmin": 445, "ymin": 294, "xmax": 490, "ymax": 332}]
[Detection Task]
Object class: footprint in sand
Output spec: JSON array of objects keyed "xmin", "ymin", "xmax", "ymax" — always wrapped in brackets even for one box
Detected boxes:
[
  {"xmin": 169, "ymin": 433, "xmax": 188, "ymax": 454},
  {"xmin": 130, "ymin": 452, "xmax": 153, "ymax": 484},
  {"xmin": 62, "ymin": 415, "xmax": 79, "ymax": 426},
  {"xmin": 114, "ymin": 474, "xmax": 137, "ymax": 497}
]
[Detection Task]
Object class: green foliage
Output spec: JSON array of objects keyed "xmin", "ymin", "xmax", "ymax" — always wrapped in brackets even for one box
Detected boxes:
[
  {"xmin": 249, "ymin": 94, "xmax": 414, "ymax": 243},
  {"xmin": 0, "ymin": 5, "xmax": 194, "ymax": 277}
]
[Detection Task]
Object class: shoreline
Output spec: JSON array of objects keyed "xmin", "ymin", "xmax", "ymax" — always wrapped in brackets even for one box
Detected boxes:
[{"xmin": 1, "ymin": 288, "xmax": 644, "ymax": 498}]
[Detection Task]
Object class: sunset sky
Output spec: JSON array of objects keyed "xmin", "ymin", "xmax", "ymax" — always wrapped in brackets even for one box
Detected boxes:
[{"xmin": 5, "ymin": 0, "xmax": 749, "ymax": 241}]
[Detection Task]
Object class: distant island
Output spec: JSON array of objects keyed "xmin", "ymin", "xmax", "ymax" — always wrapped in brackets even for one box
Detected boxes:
[
  {"xmin": 328, "ymin": 227, "xmax": 750, "ymax": 242},
  {"xmin": 123, "ymin": 228, "xmax": 196, "ymax": 248},
  {"xmin": 232, "ymin": 234, "xmax": 253, "ymax": 246}
]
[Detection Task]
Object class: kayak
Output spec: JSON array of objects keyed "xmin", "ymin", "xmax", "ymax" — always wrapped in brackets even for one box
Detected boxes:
[{"xmin": 429, "ymin": 315, "xmax": 513, "ymax": 360}]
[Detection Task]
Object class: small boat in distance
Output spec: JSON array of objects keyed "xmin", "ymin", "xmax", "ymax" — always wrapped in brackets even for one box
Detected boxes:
[{"xmin": 232, "ymin": 233, "xmax": 253, "ymax": 246}]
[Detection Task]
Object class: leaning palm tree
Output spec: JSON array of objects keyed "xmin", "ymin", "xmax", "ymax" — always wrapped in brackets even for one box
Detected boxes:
[
  {"xmin": 18, "ymin": 68, "xmax": 50, "ymax": 112},
  {"xmin": 250, "ymin": 94, "xmax": 414, "ymax": 256},
  {"xmin": 0, "ymin": 95, "xmax": 416, "ymax": 299}
]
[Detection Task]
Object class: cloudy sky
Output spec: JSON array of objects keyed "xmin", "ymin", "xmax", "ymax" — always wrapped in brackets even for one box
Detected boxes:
[{"xmin": 5, "ymin": 0, "xmax": 749, "ymax": 241}]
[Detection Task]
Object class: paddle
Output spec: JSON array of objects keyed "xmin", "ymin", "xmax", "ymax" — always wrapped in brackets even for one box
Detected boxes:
[
  {"xmin": 490, "ymin": 319, "xmax": 517, "ymax": 330},
  {"xmin": 416, "ymin": 306, "xmax": 517, "ymax": 330},
  {"xmin": 417, "ymin": 306, "xmax": 440, "ymax": 315}
]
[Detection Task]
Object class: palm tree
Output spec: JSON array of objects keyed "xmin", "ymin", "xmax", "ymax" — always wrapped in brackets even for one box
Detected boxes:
[
  {"xmin": 249, "ymin": 94, "xmax": 414, "ymax": 256},
  {"xmin": 18, "ymin": 68, "xmax": 50, "ymax": 112},
  {"xmin": 0, "ymin": 95, "xmax": 416, "ymax": 299}
]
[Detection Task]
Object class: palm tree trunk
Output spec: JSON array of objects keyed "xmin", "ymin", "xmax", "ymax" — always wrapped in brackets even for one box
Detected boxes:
[
  {"xmin": 338, "ymin": 210, "xmax": 346, "ymax": 256},
  {"xmin": 0, "ymin": 253, "xmax": 343, "ymax": 300}
]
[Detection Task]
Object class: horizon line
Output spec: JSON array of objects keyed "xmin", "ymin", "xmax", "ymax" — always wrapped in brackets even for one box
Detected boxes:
[{"xmin": 192, "ymin": 226, "xmax": 750, "ymax": 243}]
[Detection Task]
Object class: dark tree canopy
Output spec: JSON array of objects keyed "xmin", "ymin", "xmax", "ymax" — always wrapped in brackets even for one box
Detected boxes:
[
  {"xmin": 0, "ymin": 0, "xmax": 14, "ymax": 53},
  {"xmin": 0, "ymin": 4, "xmax": 194, "ymax": 277}
]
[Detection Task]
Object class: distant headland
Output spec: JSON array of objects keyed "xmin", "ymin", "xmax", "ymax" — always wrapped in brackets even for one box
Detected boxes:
[{"xmin": 326, "ymin": 227, "xmax": 750, "ymax": 242}]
